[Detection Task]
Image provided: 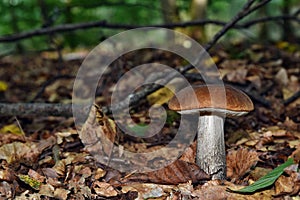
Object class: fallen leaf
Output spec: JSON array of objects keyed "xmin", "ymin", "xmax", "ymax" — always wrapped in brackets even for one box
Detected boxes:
[
  {"xmin": 28, "ymin": 169, "xmax": 45, "ymax": 183},
  {"xmin": 54, "ymin": 188, "xmax": 70, "ymax": 200},
  {"xmin": 94, "ymin": 168, "xmax": 106, "ymax": 180},
  {"xmin": 93, "ymin": 181, "xmax": 118, "ymax": 197},
  {"xmin": 275, "ymin": 68, "xmax": 288, "ymax": 86},
  {"xmin": 39, "ymin": 184, "xmax": 55, "ymax": 198},
  {"xmin": 227, "ymin": 148, "xmax": 259, "ymax": 182},
  {"xmin": 18, "ymin": 174, "xmax": 41, "ymax": 190},
  {"xmin": 228, "ymin": 158, "xmax": 294, "ymax": 193},
  {"xmin": 0, "ymin": 142, "xmax": 39, "ymax": 164},
  {"xmin": 0, "ymin": 181, "xmax": 12, "ymax": 199},
  {"xmin": 123, "ymin": 159, "xmax": 210, "ymax": 185},
  {"xmin": 147, "ymin": 86, "xmax": 175, "ymax": 106},
  {"xmin": 0, "ymin": 168, "xmax": 15, "ymax": 182},
  {"xmin": 179, "ymin": 141, "xmax": 196, "ymax": 163},
  {"xmin": 0, "ymin": 80, "xmax": 8, "ymax": 92},
  {"xmin": 274, "ymin": 173, "xmax": 300, "ymax": 196},
  {"xmin": 122, "ymin": 183, "xmax": 173, "ymax": 200},
  {"xmin": 225, "ymin": 68, "xmax": 248, "ymax": 84},
  {"xmin": 80, "ymin": 104, "xmax": 116, "ymax": 160},
  {"xmin": 0, "ymin": 124, "xmax": 24, "ymax": 135}
]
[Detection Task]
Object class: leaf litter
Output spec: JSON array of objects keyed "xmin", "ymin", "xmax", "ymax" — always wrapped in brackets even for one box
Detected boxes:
[{"xmin": 0, "ymin": 44, "xmax": 299, "ymax": 199}]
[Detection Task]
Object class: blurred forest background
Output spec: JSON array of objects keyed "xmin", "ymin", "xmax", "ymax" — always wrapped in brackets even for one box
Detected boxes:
[{"xmin": 1, "ymin": 0, "xmax": 300, "ymax": 55}]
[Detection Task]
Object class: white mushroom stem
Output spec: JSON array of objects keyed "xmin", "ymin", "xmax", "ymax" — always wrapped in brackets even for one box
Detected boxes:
[{"xmin": 197, "ymin": 115, "xmax": 226, "ymax": 180}]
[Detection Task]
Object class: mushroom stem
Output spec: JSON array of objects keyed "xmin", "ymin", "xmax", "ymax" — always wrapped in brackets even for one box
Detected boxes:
[{"xmin": 196, "ymin": 115, "xmax": 226, "ymax": 180}]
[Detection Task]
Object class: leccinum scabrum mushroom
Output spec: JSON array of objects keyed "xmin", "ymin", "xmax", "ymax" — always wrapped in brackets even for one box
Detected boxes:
[{"xmin": 168, "ymin": 85, "xmax": 254, "ymax": 180}]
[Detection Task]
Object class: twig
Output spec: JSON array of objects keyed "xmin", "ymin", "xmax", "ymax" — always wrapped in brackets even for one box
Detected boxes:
[
  {"xmin": 284, "ymin": 90, "xmax": 300, "ymax": 106},
  {"xmin": 204, "ymin": 0, "xmax": 256, "ymax": 52},
  {"xmin": 30, "ymin": 74, "xmax": 75, "ymax": 102}
]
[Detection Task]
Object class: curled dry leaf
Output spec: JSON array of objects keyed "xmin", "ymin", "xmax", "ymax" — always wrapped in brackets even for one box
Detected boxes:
[
  {"xmin": 290, "ymin": 144, "xmax": 300, "ymax": 163},
  {"xmin": 0, "ymin": 168, "xmax": 15, "ymax": 182},
  {"xmin": 39, "ymin": 184, "xmax": 55, "ymax": 198},
  {"xmin": 80, "ymin": 104, "xmax": 116, "ymax": 162},
  {"xmin": 0, "ymin": 142, "xmax": 39, "ymax": 165},
  {"xmin": 0, "ymin": 181, "xmax": 12, "ymax": 199},
  {"xmin": 227, "ymin": 148, "xmax": 259, "ymax": 182},
  {"xmin": 28, "ymin": 169, "xmax": 45, "ymax": 183},
  {"xmin": 54, "ymin": 188, "xmax": 70, "ymax": 200},
  {"xmin": 94, "ymin": 168, "xmax": 106, "ymax": 180},
  {"xmin": 122, "ymin": 160, "xmax": 210, "ymax": 185},
  {"xmin": 122, "ymin": 183, "xmax": 173, "ymax": 200},
  {"xmin": 179, "ymin": 141, "xmax": 196, "ymax": 163},
  {"xmin": 92, "ymin": 181, "xmax": 118, "ymax": 197},
  {"xmin": 274, "ymin": 172, "xmax": 300, "ymax": 196}
]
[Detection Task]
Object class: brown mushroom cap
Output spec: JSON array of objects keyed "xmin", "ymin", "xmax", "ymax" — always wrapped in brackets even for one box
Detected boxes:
[{"xmin": 168, "ymin": 85, "xmax": 254, "ymax": 116}]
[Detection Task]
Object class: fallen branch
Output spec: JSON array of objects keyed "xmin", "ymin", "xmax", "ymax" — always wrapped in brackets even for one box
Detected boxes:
[{"xmin": 0, "ymin": 103, "xmax": 73, "ymax": 117}]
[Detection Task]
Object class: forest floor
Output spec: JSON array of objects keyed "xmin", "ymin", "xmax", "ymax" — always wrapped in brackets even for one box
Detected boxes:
[{"xmin": 0, "ymin": 41, "xmax": 299, "ymax": 199}]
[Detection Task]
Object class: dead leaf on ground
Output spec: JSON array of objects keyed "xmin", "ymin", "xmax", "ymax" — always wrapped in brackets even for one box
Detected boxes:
[
  {"xmin": 274, "ymin": 172, "xmax": 300, "ymax": 196},
  {"xmin": 93, "ymin": 181, "xmax": 118, "ymax": 197},
  {"xmin": 0, "ymin": 141, "xmax": 39, "ymax": 165},
  {"xmin": 122, "ymin": 159, "xmax": 210, "ymax": 185},
  {"xmin": 122, "ymin": 183, "xmax": 174, "ymax": 200},
  {"xmin": 179, "ymin": 141, "xmax": 196, "ymax": 163},
  {"xmin": 80, "ymin": 104, "xmax": 117, "ymax": 162},
  {"xmin": 227, "ymin": 148, "xmax": 260, "ymax": 182}
]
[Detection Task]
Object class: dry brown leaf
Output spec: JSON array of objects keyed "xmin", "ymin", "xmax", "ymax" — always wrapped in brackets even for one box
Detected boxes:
[
  {"xmin": 0, "ymin": 168, "xmax": 15, "ymax": 182},
  {"xmin": 93, "ymin": 181, "xmax": 118, "ymax": 197},
  {"xmin": 39, "ymin": 184, "xmax": 55, "ymax": 198},
  {"xmin": 225, "ymin": 68, "xmax": 248, "ymax": 84},
  {"xmin": 94, "ymin": 168, "xmax": 106, "ymax": 180},
  {"xmin": 193, "ymin": 180, "xmax": 275, "ymax": 200},
  {"xmin": 0, "ymin": 133, "xmax": 25, "ymax": 146},
  {"xmin": 54, "ymin": 188, "xmax": 70, "ymax": 200},
  {"xmin": 192, "ymin": 184, "xmax": 229, "ymax": 200},
  {"xmin": 179, "ymin": 141, "xmax": 196, "ymax": 163},
  {"xmin": 80, "ymin": 104, "xmax": 117, "ymax": 162},
  {"xmin": 274, "ymin": 172, "xmax": 300, "ymax": 196},
  {"xmin": 0, "ymin": 181, "xmax": 12, "ymax": 199},
  {"xmin": 0, "ymin": 141, "xmax": 39, "ymax": 165},
  {"xmin": 250, "ymin": 167, "xmax": 271, "ymax": 181},
  {"xmin": 227, "ymin": 148, "xmax": 259, "ymax": 182},
  {"xmin": 28, "ymin": 169, "xmax": 45, "ymax": 183},
  {"xmin": 246, "ymin": 75, "xmax": 262, "ymax": 90},
  {"xmin": 290, "ymin": 144, "xmax": 300, "ymax": 163},
  {"xmin": 275, "ymin": 68, "xmax": 288, "ymax": 86},
  {"xmin": 122, "ymin": 183, "xmax": 173, "ymax": 200},
  {"xmin": 123, "ymin": 159, "xmax": 210, "ymax": 185}
]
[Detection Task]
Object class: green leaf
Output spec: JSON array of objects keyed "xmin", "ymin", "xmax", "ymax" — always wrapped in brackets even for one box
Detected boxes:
[
  {"xmin": 127, "ymin": 123, "xmax": 148, "ymax": 137},
  {"xmin": 228, "ymin": 158, "xmax": 294, "ymax": 193},
  {"xmin": 18, "ymin": 174, "xmax": 41, "ymax": 190}
]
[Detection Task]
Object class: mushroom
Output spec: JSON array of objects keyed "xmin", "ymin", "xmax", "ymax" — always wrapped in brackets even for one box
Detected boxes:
[{"xmin": 168, "ymin": 85, "xmax": 254, "ymax": 180}]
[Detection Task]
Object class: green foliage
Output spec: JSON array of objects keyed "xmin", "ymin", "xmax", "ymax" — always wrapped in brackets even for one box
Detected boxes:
[
  {"xmin": 0, "ymin": 0, "xmax": 299, "ymax": 51},
  {"xmin": 127, "ymin": 123, "xmax": 148, "ymax": 137},
  {"xmin": 166, "ymin": 110, "xmax": 180, "ymax": 126},
  {"xmin": 228, "ymin": 158, "xmax": 294, "ymax": 194}
]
